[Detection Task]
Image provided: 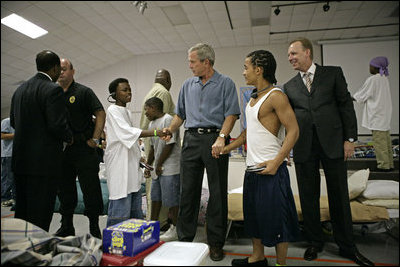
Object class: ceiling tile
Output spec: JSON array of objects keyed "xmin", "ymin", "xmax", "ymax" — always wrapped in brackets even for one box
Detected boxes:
[
  {"xmin": 1, "ymin": 1, "xmax": 398, "ymax": 118},
  {"xmin": 1, "ymin": 1, "xmax": 33, "ymax": 13}
]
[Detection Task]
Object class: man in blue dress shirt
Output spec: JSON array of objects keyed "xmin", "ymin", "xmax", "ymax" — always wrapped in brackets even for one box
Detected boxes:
[{"xmin": 163, "ymin": 43, "xmax": 240, "ymax": 261}]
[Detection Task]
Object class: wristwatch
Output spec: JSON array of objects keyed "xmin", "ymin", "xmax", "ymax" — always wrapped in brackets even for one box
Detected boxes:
[
  {"xmin": 348, "ymin": 138, "xmax": 355, "ymax": 143},
  {"xmin": 92, "ymin": 138, "xmax": 100, "ymax": 146},
  {"xmin": 219, "ymin": 133, "xmax": 226, "ymax": 139}
]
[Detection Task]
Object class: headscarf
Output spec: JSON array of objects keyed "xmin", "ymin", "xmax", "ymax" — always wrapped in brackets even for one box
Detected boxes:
[{"xmin": 370, "ymin": 56, "xmax": 389, "ymax": 76}]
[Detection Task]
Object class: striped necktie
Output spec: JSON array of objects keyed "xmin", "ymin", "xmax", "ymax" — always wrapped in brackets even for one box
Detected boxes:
[{"xmin": 304, "ymin": 72, "xmax": 312, "ymax": 92}]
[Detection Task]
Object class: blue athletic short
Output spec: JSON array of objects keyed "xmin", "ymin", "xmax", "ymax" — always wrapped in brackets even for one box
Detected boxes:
[
  {"xmin": 151, "ymin": 174, "xmax": 180, "ymax": 207},
  {"xmin": 243, "ymin": 162, "xmax": 300, "ymax": 247}
]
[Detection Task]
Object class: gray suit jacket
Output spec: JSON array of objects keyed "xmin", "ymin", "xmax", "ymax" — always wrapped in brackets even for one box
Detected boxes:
[{"xmin": 283, "ymin": 64, "xmax": 357, "ymax": 162}]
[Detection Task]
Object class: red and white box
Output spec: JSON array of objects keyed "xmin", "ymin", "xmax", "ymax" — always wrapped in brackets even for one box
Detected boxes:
[{"xmin": 100, "ymin": 241, "xmax": 164, "ymax": 266}]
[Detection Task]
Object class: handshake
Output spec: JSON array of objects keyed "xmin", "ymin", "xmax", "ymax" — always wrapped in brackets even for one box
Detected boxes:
[{"xmin": 156, "ymin": 128, "xmax": 173, "ymax": 141}]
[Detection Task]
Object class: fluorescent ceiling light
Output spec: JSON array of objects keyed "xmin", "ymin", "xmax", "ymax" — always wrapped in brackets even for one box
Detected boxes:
[{"xmin": 1, "ymin": 13, "xmax": 48, "ymax": 39}]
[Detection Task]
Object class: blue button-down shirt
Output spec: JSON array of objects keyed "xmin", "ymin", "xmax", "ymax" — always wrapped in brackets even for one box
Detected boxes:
[{"xmin": 175, "ymin": 70, "xmax": 240, "ymax": 128}]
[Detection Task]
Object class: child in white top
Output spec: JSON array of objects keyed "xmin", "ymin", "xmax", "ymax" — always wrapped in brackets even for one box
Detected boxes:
[{"xmin": 104, "ymin": 78, "xmax": 167, "ymax": 227}]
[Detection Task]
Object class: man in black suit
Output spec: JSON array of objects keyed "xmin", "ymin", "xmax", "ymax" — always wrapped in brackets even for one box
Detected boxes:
[
  {"xmin": 10, "ymin": 50, "xmax": 72, "ymax": 232},
  {"xmin": 283, "ymin": 38, "xmax": 374, "ymax": 266}
]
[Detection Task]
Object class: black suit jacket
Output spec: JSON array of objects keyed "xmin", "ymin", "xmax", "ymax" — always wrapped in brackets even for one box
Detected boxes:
[
  {"xmin": 283, "ymin": 64, "xmax": 357, "ymax": 162},
  {"xmin": 10, "ymin": 73, "xmax": 72, "ymax": 176}
]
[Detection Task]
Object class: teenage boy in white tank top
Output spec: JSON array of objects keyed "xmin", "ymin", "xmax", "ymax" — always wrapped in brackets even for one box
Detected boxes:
[{"xmin": 222, "ymin": 50, "xmax": 300, "ymax": 266}]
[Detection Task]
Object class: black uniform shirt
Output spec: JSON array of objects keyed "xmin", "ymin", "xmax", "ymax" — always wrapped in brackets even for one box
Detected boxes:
[{"xmin": 64, "ymin": 81, "xmax": 104, "ymax": 139}]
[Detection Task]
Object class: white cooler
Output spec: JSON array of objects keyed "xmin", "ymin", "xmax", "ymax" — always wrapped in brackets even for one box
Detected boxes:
[{"xmin": 143, "ymin": 241, "xmax": 209, "ymax": 266}]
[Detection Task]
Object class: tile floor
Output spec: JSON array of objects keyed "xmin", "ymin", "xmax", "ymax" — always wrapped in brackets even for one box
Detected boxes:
[{"xmin": 1, "ymin": 205, "xmax": 398, "ymax": 266}]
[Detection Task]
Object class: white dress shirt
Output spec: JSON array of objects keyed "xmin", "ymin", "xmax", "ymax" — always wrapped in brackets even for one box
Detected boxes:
[{"xmin": 300, "ymin": 63, "xmax": 316, "ymax": 86}]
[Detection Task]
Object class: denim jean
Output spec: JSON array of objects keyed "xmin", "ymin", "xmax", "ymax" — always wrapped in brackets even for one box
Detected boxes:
[
  {"xmin": 106, "ymin": 190, "xmax": 143, "ymax": 227},
  {"xmin": 1, "ymin": 157, "xmax": 15, "ymax": 201}
]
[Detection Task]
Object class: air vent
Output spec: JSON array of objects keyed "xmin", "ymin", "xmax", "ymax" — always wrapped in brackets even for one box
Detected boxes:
[
  {"xmin": 161, "ymin": 5, "xmax": 190, "ymax": 26},
  {"xmin": 249, "ymin": 1, "xmax": 271, "ymax": 27}
]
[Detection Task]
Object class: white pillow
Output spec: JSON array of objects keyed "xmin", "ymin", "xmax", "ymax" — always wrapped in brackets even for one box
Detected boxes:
[
  {"xmin": 347, "ymin": 169, "xmax": 369, "ymax": 200},
  {"xmin": 361, "ymin": 180, "xmax": 399, "ymax": 200},
  {"xmin": 358, "ymin": 197, "xmax": 399, "ymax": 209}
]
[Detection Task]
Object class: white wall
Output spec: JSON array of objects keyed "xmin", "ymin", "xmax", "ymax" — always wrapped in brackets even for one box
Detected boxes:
[
  {"xmin": 79, "ymin": 43, "xmax": 322, "ymax": 137},
  {"xmin": 321, "ymin": 38, "xmax": 399, "ymax": 135}
]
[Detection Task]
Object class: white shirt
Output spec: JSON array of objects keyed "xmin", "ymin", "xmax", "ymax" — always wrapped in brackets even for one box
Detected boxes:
[
  {"xmin": 149, "ymin": 114, "xmax": 181, "ymax": 176},
  {"xmin": 246, "ymin": 88, "xmax": 285, "ymax": 167},
  {"xmin": 38, "ymin": 71, "xmax": 52, "ymax": 81},
  {"xmin": 104, "ymin": 105, "xmax": 143, "ymax": 200},
  {"xmin": 353, "ymin": 74, "xmax": 392, "ymax": 131},
  {"xmin": 300, "ymin": 63, "xmax": 316, "ymax": 85}
]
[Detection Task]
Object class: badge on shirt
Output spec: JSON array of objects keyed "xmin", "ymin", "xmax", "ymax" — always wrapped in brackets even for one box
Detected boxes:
[{"xmin": 69, "ymin": 96, "xmax": 75, "ymax": 104}]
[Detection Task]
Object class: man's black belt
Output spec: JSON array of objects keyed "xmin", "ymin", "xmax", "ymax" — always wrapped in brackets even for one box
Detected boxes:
[{"xmin": 187, "ymin": 128, "xmax": 221, "ymax": 134}]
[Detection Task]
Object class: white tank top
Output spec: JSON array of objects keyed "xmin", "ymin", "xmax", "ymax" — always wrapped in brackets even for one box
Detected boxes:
[{"xmin": 246, "ymin": 88, "xmax": 285, "ymax": 167}]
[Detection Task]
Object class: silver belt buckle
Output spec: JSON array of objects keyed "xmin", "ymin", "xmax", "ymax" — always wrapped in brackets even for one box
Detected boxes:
[{"xmin": 197, "ymin": 128, "xmax": 204, "ymax": 134}]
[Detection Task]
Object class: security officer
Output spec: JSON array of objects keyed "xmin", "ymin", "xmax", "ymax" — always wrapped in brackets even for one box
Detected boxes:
[{"xmin": 55, "ymin": 58, "xmax": 105, "ymax": 239}]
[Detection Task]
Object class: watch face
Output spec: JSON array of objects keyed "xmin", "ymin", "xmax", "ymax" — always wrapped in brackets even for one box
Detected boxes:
[
  {"xmin": 219, "ymin": 133, "xmax": 225, "ymax": 138},
  {"xmin": 348, "ymin": 138, "xmax": 354, "ymax": 142}
]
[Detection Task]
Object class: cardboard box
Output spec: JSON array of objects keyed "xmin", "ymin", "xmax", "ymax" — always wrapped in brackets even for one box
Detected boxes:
[
  {"xmin": 103, "ymin": 219, "xmax": 160, "ymax": 257},
  {"xmin": 100, "ymin": 241, "xmax": 164, "ymax": 266}
]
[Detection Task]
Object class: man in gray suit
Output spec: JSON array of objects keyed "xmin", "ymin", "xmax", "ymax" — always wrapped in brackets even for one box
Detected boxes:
[
  {"xmin": 10, "ymin": 50, "xmax": 72, "ymax": 232},
  {"xmin": 283, "ymin": 38, "xmax": 374, "ymax": 266}
]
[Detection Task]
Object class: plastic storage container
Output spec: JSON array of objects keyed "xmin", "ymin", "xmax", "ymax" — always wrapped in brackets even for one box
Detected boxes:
[{"xmin": 143, "ymin": 241, "xmax": 209, "ymax": 266}]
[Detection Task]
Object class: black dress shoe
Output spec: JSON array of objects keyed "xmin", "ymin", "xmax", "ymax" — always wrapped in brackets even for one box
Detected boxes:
[
  {"xmin": 232, "ymin": 257, "xmax": 268, "ymax": 266},
  {"xmin": 304, "ymin": 246, "xmax": 323, "ymax": 261},
  {"xmin": 210, "ymin": 246, "xmax": 224, "ymax": 261},
  {"xmin": 55, "ymin": 225, "xmax": 75, "ymax": 237},
  {"xmin": 339, "ymin": 250, "xmax": 375, "ymax": 266}
]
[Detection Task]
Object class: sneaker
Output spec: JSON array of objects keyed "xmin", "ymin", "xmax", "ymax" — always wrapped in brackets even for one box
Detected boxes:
[
  {"xmin": 1, "ymin": 199, "xmax": 15, "ymax": 207},
  {"xmin": 160, "ymin": 225, "xmax": 178, "ymax": 242}
]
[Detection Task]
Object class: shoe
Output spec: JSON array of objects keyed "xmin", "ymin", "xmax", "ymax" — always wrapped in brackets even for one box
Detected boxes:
[
  {"xmin": 55, "ymin": 225, "xmax": 75, "ymax": 237},
  {"xmin": 339, "ymin": 250, "xmax": 375, "ymax": 266},
  {"xmin": 55, "ymin": 215, "xmax": 75, "ymax": 237},
  {"xmin": 304, "ymin": 246, "xmax": 323, "ymax": 261},
  {"xmin": 160, "ymin": 225, "xmax": 178, "ymax": 242},
  {"xmin": 1, "ymin": 199, "xmax": 15, "ymax": 207},
  {"xmin": 232, "ymin": 257, "xmax": 268, "ymax": 266},
  {"xmin": 209, "ymin": 246, "xmax": 224, "ymax": 261}
]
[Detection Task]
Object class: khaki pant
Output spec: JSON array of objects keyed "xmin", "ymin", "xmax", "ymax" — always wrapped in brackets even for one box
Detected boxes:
[{"xmin": 372, "ymin": 130, "xmax": 394, "ymax": 169}]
